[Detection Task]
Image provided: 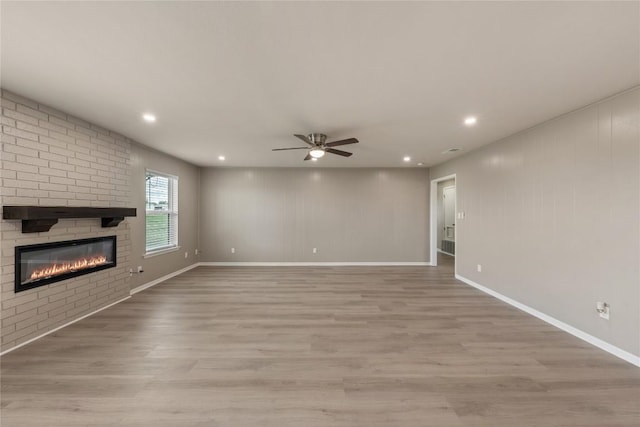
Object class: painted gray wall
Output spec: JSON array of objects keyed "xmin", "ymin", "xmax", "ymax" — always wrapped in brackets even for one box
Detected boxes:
[
  {"xmin": 200, "ymin": 168, "xmax": 430, "ymax": 262},
  {"xmin": 430, "ymin": 87, "xmax": 640, "ymax": 357},
  {"xmin": 437, "ymin": 178, "xmax": 455, "ymax": 249},
  {"xmin": 128, "ymin": 143, "xmax": 200, "ymax": 290}
]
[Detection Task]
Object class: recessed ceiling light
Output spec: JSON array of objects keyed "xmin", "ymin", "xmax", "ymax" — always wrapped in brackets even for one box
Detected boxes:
[
  {"xmin": 142, "ymin": 113, "xmax": 156, "ymax": 123},
  {"xmin": 311, "ymin": 157, "xmax": 318, "ymax": 162},
  {"xmin": 464, "ymin": 116, "xmax": 477, "ymax": 126},
  {"xmin": 417, "ymin": 162, "xmax": 424, "ymax": 166},
  {"xmin": 218, "ymin": 155, "xmax": 225, "ymax": 161},
  {"xmin": 403, "ymin": 156, "xmax": 411, "ymax": 162}
]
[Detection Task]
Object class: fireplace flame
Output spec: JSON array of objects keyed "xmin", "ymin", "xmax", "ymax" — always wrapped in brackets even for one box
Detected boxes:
[{"xmin": 29, "ymin": 255, "xmax": 108, "ymax": 281}]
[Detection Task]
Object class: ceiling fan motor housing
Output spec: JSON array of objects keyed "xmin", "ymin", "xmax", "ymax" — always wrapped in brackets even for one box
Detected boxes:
[{"xmin": 309, "ymin": 133, "xmax": 327, "ymax": 146}]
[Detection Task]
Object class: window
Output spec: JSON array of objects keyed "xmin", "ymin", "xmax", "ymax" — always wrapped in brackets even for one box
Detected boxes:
[{"xmin": 145, "ymin": 170, "xmax": 178, "ymax": 254}]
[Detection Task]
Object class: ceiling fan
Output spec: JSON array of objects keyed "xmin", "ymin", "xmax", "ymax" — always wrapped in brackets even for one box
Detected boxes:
[{"xmin": 272, "ymin": 133, "xmax": 359, "ymax": 161}]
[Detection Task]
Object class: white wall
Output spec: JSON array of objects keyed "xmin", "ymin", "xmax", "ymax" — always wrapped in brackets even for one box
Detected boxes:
[
  {"xmin": 430, "ymin": 87, "xmax": 640, "ymax": 357},
  {"xmin": 200, "ymin": 168, "xmax": 430, "ymax": 263}
]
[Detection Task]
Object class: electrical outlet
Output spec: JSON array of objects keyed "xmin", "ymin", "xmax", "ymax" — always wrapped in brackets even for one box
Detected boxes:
[
  {"xmin": 184, "ymin": 251, "xmax": 188, "ymax": 258},
  {"xmin": 596, "ymin": 302, "xmax": 610, "ymax": 320},
  {"xmin": 477, "ymin": 264, "xmax": 482, "ymax": 272},
  {"xmin": 313, "ymin": 247, "xmax": 317, "ymax": 254},
  {"xmin": 231, "ymin": 248, "xmax": 235, "ymax": 254},
  {"xmin": 195, "ymin": 249, "xmax": 199, "ymax": 255}
]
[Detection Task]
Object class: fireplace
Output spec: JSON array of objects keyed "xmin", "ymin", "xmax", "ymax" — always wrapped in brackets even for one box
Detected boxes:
[{"xmin": 15, "ymin": 236, "xmax": 116, "ymax": 293}]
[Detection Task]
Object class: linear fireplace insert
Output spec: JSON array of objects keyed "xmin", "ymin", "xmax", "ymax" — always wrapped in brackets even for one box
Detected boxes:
[{"xmin": 15, "ymin": 236, "xmax": 116, "ymax": 293}]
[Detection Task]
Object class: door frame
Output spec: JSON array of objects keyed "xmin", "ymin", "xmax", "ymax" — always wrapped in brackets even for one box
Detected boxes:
[{"xmin": 430, "ymin": 173, "xmax": 456, "ymax": 269}]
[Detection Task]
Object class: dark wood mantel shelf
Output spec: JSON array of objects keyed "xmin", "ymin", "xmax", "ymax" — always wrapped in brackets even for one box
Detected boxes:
[{"xmin": 2, "ymin": 206, "xmax": 137, "ymax": 233}]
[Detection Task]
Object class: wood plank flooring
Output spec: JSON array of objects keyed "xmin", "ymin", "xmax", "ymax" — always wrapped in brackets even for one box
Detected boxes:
[{"xmin": 2, "ymin": 255, "xmax": 639, "ymax": 426}]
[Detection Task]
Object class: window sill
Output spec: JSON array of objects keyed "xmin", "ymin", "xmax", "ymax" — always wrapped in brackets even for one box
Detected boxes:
[{"xmin": 144, "ymin": 246, "xmax": 181, "ymax": 259}]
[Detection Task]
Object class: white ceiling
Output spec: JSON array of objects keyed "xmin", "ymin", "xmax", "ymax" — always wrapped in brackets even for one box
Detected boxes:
[{"xmin": 2, "ymin": 1, "xmax": 638, "ymax": 168}]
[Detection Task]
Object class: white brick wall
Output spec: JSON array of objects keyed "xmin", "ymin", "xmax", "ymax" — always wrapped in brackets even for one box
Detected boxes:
[{"xmin": 1, "ymin": 89, "xmax": 133, "ymax": 352}]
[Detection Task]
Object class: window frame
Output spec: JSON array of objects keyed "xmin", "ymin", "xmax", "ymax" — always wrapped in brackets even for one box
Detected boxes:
[{"xmin": 144, "ymin": 169, "xmax": 179, "ymax": 256}]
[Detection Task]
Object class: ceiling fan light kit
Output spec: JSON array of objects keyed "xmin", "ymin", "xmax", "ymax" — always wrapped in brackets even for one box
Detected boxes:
[
  {"xmin": 309, "ymin": 147, "xmax": 325, "ymax": 158},
  {"xmin": 273, "ymin": 133, "xmax": 359, "ymax": 161}
]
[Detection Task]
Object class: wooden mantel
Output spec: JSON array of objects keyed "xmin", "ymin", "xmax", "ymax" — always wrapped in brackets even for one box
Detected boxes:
[{"xmin": 2, "ymin": 206, "xmax": 137, "ymax": 233}]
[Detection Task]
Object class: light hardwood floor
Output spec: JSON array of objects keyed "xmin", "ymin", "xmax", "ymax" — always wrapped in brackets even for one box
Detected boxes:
[{"xmin": 2, "ymin": 255, "xmax": 639, "ymax": 426}]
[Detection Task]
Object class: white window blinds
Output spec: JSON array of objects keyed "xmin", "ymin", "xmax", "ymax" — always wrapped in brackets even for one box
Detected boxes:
[{"xmin": 145, "ymin": 170, "xmax": 178, "ymax": 253}]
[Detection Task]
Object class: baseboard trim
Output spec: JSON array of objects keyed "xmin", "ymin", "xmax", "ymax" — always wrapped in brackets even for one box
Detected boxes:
[
  {"xmin": 199, "ymin": 261, "xmax": 432, "ymax": 267},
  {"xmin": 130, "ymin": 263, "xmax": 200, "ymax": 295},
  {"xmin": 0, "ymin": 295, "xmax": 131, "ymax": 357},
  {"xmin": 455, "ymin": 274, "xmax": 640, "ymax": 368}
]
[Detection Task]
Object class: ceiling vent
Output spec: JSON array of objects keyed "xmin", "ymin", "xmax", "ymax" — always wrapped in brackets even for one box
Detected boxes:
[{"xmin": 442, "ymin": 148, "xmax": 462, "ymax": 154}]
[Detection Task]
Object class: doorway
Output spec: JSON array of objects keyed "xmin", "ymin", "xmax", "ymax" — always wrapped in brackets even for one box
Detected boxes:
[
  {"xmin": 430, "ymin": 174, "xmax": 456, "ymax": 271},
  {"xmin": 441, "ymin": 184, "xmax": 456, "ymax": 256}
]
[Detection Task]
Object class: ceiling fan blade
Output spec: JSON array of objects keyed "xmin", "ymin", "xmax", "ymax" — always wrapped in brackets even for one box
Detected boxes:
[
  {"xmin": 272, "ymin": 147, "xmax": 310, "ymax": 151},
  {"xmin": 294, "ymin": 134, "xmax": 314, "ymax": 146},
  {"xmin": 326, "ymin": 138, "xmax": 359, "ymax": 147},
  {"xmin": 304, "ymin": 154, "xmax": 312, "ymax": 161},
  {"xmin": 326, "ymin": 148, "xmax": 352, "ymax": 157}
]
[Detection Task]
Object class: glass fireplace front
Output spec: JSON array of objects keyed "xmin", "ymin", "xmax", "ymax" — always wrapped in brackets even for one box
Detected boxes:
[{"xmin": 15, "ymin": 236, "xmax": 116, "ymax": 292}]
